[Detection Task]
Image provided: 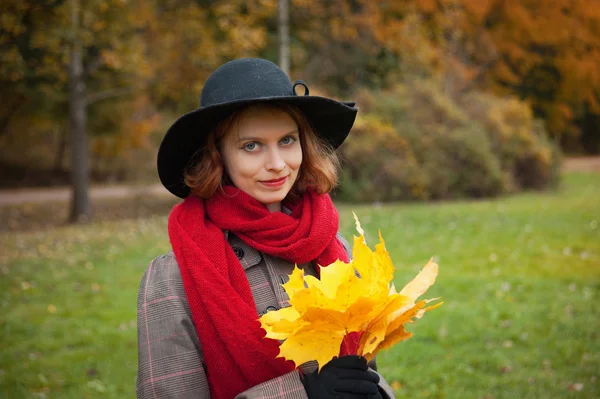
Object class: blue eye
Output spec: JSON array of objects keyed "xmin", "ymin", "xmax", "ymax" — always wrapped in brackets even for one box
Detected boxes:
[
  {"xmin": 281, "ymin": 136, "xmax": 296, "ymax": 145},
  {"xmin": 243, "ymin": 142, "xmax": 259, "ymax": 152}
]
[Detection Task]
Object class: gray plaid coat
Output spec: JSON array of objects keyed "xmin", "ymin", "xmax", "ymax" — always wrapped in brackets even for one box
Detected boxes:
[{"xmin": 136, "ymin": 231, "xmax": 396, "ymax": 399}]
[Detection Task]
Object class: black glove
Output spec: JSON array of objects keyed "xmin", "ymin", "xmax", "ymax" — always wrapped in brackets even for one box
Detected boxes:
[{"xmin": 301, "ymin": 355, "xmax": 382, "ymax": 399}]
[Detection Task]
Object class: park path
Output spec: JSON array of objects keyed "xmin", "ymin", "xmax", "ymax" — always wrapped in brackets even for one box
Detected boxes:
[
  {"xmin": 563, "ymin": 156, "xmax": 600, "ymax": 172},
  {"xmin": 0, "ymin": 156, "xmax": 598, "ymax": 206},
  {"xmin": 0, "ymin": 183, "xmax": 170, "ymax": 206}
]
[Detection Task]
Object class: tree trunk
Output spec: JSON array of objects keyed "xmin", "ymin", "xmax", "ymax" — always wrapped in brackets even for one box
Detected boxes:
[
  {"xmin": 53, "ymin": 126, "xmax": 67, "ymax": 172},
  {"xmin": 278, "ymin": 0, "xmax": 290, "ymax": 77},
  {"xmin": 68, "ymin": 0, "xmax": 91, "ymax": 223}
]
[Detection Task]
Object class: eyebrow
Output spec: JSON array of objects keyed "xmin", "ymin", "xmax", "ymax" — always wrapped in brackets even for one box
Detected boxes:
[{"xmin": 237, "ymin": 129, "xmax": 299, "ymax": 143}]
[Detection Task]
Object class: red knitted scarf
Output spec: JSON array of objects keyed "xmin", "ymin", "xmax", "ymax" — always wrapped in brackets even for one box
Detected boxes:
[{"xmin": 168, "ymin": 186, "xmax": 349, "ymax": 399}]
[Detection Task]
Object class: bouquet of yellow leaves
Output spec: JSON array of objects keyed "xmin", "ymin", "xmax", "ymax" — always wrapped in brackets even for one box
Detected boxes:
[{"xmin": 259, "ymin": 214, "xmax": 442, "ymax": 370}]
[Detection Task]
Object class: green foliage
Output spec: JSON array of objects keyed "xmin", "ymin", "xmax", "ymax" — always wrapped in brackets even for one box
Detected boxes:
[
  {"xmin": 461, "ymin": 92, "xmax": 562, "ymax": 191},
  {"xmin": 1, "ymin": 0, "xmax": 274, "ymax": 175},
  {"xmin": 0, "ymin": 0, "xmax": 160, "ymax": 170},
  {"xmin": 1, "ymin": 173, "xmax": 598, "ymax": 398},
  {"xmin": 413, "ymin": 125, "xmax": 506, "ymax": 199},
  {"xmin": 338, "ymin": 79, "xmax": 560, "ymax": 202}
]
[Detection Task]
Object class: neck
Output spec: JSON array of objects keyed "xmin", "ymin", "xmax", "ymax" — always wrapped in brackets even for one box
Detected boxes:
[{"xmin": 266, "ymin": 202, "xmax": 281, "ymax": 213}]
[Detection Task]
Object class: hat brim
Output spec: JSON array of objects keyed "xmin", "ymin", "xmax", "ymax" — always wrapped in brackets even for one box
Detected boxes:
[{"xmin": 157, "ymin": 96, "xmax": 358, "ymax": 198}]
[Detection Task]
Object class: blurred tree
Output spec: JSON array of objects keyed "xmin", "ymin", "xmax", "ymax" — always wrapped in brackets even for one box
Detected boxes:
[
  {"xmin": 144, "ymin": 0, "xmax": 273, "ymax": 111},
  {"xmin": 288, "ymin": 0, "xmax": 599, "ymax": 153},
  {"xmin": 1, "ymin": 0, "xmax": 276, "ymax": 214},
  {"xmin": 3, "ymin": 0, "xmax": 597, "ymax": 207},
  {"xmin": 0, "ymin": 0, "xmax": 155, "ymax": 221},
  {"xmin": 278, "ymin": 0, "xmax": 290, "ymax": 76},
  {"xmin": 0, "ymin": 1, "xmax": 65, "ymax": 137},
  {"xmin": 68, "ymin": 0, "xmax": 90, "ymax": 221},
  {"xmin": 480, "ymin": 0, "xmax": 600, "ymax": 153},
  {"xmin": 290, "ymin": 0, "xmax": 399, "ymax": 95}
]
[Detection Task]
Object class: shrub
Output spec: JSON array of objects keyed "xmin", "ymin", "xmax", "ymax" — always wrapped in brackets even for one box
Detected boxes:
[
  {"xmin": 413, "ymin": 126, "xmax": 506, "ymax": 199},
  {"xmin": 337, "ymin": 78, "xmax": 560, "ymax": 202},
  {"xmin": 339, "ymin": 115, "xmax": 426, "ymax": 201},
  {"xmin": 461, "ymin": 92, "xmax": 562, "ymax": 190}
]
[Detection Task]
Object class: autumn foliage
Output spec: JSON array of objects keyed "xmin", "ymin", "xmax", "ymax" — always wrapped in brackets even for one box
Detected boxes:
[
  {"xmin": 260, "ymin": 215, "xmax": 441, "ymax": 368},
  {"xmin": 0, "ymin": 0, "xmax": 597, "ymax": 189},
  {"xmin": 293, "ymin": 0, "xmax": 600, "ymax": 153},
  {"xmin": 338, "ymin": 78, "xmax": 561, "ymax": 202}
]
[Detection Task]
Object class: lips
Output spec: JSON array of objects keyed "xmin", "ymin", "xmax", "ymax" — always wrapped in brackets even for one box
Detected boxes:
[
  {"xmin": 262, "ymin": 176, "xmax": 287, "ymax": 183},
  {"xmin": 260, "ymin": 176, "xmax": 288, "ymax": 187}
]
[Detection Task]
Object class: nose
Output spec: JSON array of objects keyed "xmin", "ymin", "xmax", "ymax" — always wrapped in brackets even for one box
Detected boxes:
[{"xmin": 265, "ymin": 148, "xmax": 286, "ymax": 172}]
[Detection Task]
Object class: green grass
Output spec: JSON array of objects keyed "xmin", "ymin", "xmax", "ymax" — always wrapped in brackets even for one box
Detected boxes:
[{"xmin": 1, "ymin": 173, "xmax": 598, "ymax": 398}]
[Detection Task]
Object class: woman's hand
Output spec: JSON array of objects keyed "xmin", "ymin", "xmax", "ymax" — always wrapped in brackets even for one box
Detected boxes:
[{"xmin": 301, "ymin": 355, "xmax": 382, "ymax": 399}]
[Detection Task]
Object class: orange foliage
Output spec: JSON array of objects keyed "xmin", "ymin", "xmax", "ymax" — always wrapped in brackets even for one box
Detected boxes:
[
  {"xmin": 403, "ymin": 0, "xmax": 600, "ymax": 142},
  {"xmin": 292, "ymin": 0, "xmax": 598, "ymax": 147},
  {"xmin": 3, "ymin": 0, "xmax": 598, "ymax": 164}
]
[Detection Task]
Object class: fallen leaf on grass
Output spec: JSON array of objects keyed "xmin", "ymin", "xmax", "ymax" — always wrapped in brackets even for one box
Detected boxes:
[{"xmin": 568, "ymin": 383, "xmax": 584, "ymax": 391}]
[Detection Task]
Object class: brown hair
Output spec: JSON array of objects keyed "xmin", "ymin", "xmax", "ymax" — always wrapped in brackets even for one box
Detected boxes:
[{"xmin": 183, "ymin": 102, "xmax": 341, "ymax": 200}]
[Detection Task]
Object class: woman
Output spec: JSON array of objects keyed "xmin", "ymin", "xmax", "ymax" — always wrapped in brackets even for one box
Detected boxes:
[{"xmin": 137, "ymin": 58, "xmax": 395, "ymax": 399}]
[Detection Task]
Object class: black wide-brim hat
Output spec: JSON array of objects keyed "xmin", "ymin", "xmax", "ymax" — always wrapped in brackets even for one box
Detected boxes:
[{"xmin": 157, "ymin": 58, "xmax": 358, "ymax": 198}]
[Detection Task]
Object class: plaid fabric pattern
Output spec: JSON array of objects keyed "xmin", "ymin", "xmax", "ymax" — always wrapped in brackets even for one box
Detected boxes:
[{"xmin": 137, "ymin": 232, "xmax": 395, "ymax": 399}]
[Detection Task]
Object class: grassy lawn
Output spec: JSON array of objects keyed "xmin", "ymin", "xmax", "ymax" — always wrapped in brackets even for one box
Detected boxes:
[{"xmin": 1, "ymin": 172, "xmax": 598, "ymax": 398}]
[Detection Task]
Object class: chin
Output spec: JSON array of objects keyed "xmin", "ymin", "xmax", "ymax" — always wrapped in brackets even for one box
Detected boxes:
[
  {"xmin": 259, "ymin": 187, "xmax": 291, "ymax": 202},
  {"xmin": 258, "ymin": 193, "xmax": 286, "ymax": 204}
]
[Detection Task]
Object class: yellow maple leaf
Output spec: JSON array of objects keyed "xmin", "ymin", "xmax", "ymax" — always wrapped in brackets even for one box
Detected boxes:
[{"xmin": 259, "ymin": 214, "xmax": 442, "ymax": 369}]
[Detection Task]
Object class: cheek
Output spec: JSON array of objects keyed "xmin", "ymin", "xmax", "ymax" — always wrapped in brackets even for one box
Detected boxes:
[
  {"xmin": 227, "ymin": 153, "xmax": 261, "ymax": 179},
  {"xmin": 288, "ymin": 146, "xmax": 303, "ymax": 170}
]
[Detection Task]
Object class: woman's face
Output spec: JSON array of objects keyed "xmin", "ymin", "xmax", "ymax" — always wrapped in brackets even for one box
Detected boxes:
[{"xmin": 221, "ymin": 107, "xmax": 302, "ymax": 211}]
